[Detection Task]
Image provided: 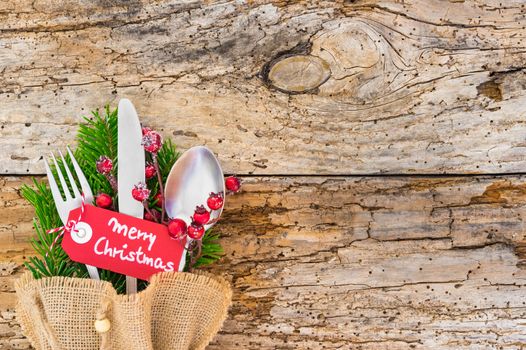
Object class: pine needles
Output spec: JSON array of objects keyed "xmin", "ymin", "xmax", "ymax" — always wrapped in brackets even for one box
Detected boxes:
[
  {"xmin": 76, "ymin": 105, "xmax": 118, "ymax": 197},
  {"xmin": 21, "ymin": 180, "xmax": 86, "ymax": 279}
]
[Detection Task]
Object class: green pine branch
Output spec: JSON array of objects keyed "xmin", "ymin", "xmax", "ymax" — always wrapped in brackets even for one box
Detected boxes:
[
  {"xmin": 147, "ymin": 139, "xmax": 180, "ymax": 211},
  {"xmin": 194, "ymin": 229, "xmax": 224, "ymax": 268},
  {"xmin": 21, "ymin": 179, "xmax": 87, "ymax": 279},
  {"xmin": 22, "ymin": 105, "xmax": 224, "ymax": 293},
  {"xmin": 76, "ymin": 105, "xmax": 118, "ymax": 197}
]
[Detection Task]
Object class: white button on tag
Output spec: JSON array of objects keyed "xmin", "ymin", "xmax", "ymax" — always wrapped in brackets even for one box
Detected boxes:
[{"xmin": 71, "ymin": 222, "xmax": 93, "ymax": 244}]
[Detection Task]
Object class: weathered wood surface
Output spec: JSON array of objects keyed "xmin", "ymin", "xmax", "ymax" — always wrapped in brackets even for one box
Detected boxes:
[
  {"xmin": 1, "ymin": 176, "xmax": 526, "ymax": 349},
  {"xmin": 2, "ymin": 0, "xmax": 526, "ymax": 349},
  {"xmin": 1, "ymin": 0, "xmax": 526, "ymax": 175}
]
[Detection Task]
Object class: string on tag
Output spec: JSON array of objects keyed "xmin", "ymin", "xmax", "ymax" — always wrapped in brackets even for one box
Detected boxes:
[{"xmin": 46, "ymin": 192, "xmax": 86, "ymax": 257}]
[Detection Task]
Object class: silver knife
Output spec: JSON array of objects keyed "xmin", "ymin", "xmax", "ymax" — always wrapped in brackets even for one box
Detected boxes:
[{"xmin": 117, "ymin": 98, "xmax": 145, "ymax": 294}]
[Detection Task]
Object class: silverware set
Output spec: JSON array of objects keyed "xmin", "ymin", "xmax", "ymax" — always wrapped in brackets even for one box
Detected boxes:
[{"xmin": 45, "ymin": 99, "xmax": 224, "ymax": 294}]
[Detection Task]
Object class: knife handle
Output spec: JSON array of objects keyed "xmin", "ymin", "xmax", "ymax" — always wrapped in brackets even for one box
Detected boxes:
[
  {"xmin": 86, "ymin": 265, "xmax": 100, "ymax": 280},
  {"xmin": 126, "ymin": 276, "xmax": 137, "ymax": 294}
]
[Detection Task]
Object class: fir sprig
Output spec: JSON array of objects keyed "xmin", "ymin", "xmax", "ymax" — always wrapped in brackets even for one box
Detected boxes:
[
  {"xmin": 147, "ymin": 139, "xmax": 180, "ymax": 211},
  {"xmin": 76, "ymin": 106, "xmax": 118, "ymax": 197},
  {"xmin": 193, "ymin": 229, "xmax": 224, "ymax": 268},
  {"xmin": 21, "ymin": 179, "xmax": 86, "ymax": 278},
  {"xmin": 21, "ymin": 105, "xmax": 224, "ymax": 292}
]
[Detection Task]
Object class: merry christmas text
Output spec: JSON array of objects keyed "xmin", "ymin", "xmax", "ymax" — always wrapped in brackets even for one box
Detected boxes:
[{"xmin": 107, "ymin": 217, "xmax": 157, "ymax": 251}]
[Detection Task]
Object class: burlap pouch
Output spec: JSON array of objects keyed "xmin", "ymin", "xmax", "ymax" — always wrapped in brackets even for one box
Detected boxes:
[{"xmin": 15, "ymin": 271, "xmax": 232, "ymax": 350}]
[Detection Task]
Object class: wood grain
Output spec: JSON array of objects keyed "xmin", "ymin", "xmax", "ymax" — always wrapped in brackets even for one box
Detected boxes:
[
  {"xmin": 1, "ymin": 0, "xmax": 526, "ymax": 175},
  {"xmin": 1, "ymin": 175, "xmax": 525, "ymax": 349},
  {"xmin": 2, "ymin": 1, "xmax": 526, "ymax": 349}
]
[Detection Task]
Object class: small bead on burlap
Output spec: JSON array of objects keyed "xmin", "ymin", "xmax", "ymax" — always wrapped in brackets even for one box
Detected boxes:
[{"xmin": 15, "ymin": 271, "xmax": 232, "ymax": 350}]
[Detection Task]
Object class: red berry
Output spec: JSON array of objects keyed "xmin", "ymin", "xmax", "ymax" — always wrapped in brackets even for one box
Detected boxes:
[
  {"xmin": 167, "ymin": 218, "xmax": 187, "ymax": 240},
  {"xmin": 144, "ymin": 210, "xmax": 160, "ymax": 222},
  {"xmin": 207, "ymin": 192, "xmax": 224, "ymax": 210},
  {"xmin": 187, "ymin": 221, "xmax": 204, "ymax": 240},
  {"xmin": 193, "ymin": 205, "xmax": 210, "ymax": 225},
  {"xmin": 95, "ymin": 193, "xmax": 112, "ymax": 208},
  {"xmin": 225, "ymin": 176, "xmax": 241, "ymax": 192},
  {"xmin": 141, "ymin": 126, "xmax": 152, "ymax": 135},
  {"xmin": 96, "ymin": 156, "xmax": 113, "ymax": 175},
  {"xmin": 145, "ymin": 163, "xmax": 156, "ymax": 179},
  {"xmin": 132, "ymin": 182, "xmax": 150, "ymax": 202},
  {"xmin": 141, "ymin": 130, "xmax": 162, "ymax": 154},
  {"xmin": 154, "ymin": 193, "xmax": 163, "ymax": 207}
]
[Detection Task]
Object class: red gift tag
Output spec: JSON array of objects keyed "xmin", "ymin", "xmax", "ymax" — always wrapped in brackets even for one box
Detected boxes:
[{"xmin": 62, "ymin": 205, "xmax": 185, "ymax": 281}]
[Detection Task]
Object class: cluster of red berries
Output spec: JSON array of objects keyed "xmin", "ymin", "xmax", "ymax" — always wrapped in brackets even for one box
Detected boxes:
[
  {"xmin": 166, "ymin": 191, "xmax": 225, "ymax": 241},
  {"xmin": 94, "ymin": 125, "xmax": 242, "ymax": 245},
  {"xmin": 164, "ymin": 175, "xmax": 241, "ymax": 240},
  {"xmin": 148, "ymin": 176, "xmax": 240, "ymax": 242},
  {"xmin": 95, "ymin": 156, "xmax": 114, "ymax": 209}
]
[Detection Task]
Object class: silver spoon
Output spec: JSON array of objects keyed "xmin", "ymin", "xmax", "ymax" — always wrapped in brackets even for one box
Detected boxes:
[{"xmin": 164, "ymin": 146, "xmax": 225, "ymax": 271}]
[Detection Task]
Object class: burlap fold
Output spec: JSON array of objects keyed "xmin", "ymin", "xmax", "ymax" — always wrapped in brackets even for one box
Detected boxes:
[{"xmin": 15, "ymin": 271, "xmax": 232, "ymax": 350}]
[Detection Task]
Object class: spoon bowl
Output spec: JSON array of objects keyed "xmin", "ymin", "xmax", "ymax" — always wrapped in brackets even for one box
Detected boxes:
[{"xmin": 164, "ymin": 146, "xmax": 225, "ymax": 270}]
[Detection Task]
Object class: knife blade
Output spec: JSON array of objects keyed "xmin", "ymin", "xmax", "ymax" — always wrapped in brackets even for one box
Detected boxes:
[{"xmin": 117, "ymin": 98, "xmax": 145, "ymax": 294}]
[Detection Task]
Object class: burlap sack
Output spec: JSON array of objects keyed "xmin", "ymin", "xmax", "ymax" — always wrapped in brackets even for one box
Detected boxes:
[{"xmin": 15, "ymin": 271, "xmax": 232, "ymax": 350}]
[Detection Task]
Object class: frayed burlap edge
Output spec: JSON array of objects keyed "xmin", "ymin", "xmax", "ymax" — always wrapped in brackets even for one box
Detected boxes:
[
  {"xmin": 15, "ymin": 273, "xmax": 115, "ymax": 350},
  {"xmin": 150, "ymin": 270, "xmax": 233, "ymax": 350},
  {"xmin": 15, "ymin": 271, "xmax": 232, "ymax": 350}
]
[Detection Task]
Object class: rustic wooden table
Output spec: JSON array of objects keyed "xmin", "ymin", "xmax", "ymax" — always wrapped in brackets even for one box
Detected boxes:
[{"xmin": 1, "ymin": 1, "xmax": 526, "ymax": 349}]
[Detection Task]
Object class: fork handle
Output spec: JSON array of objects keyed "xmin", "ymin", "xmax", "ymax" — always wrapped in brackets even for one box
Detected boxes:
[{"xmin": 86, "ymin": 264, "xmax": 100, "ymax": 280}]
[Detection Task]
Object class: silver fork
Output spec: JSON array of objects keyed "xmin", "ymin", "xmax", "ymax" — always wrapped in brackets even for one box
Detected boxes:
[{"xmin": 44, "ymin": 146, "xmax": 100, "ymax": 280}]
